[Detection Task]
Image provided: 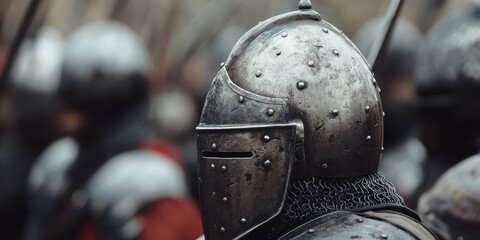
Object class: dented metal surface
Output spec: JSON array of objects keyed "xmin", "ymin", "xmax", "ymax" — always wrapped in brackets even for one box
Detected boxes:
[
  {"xmin": 418, "ymin": 154, "xmax": 480, "ymax": 240},
  {"xmin": 196, "ymin": 1, "xmax": 384, "ymax": 239},
  {"xmin": 279, "ymin": 210, "xmax": 435, "ymax": 240}
]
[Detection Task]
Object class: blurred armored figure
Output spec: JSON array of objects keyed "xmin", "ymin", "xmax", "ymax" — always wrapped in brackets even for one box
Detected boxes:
[
  {"xmin": 417, "ymin": 154, "xmax": 480, "ymax": 240},
  {"xmin": 414, "ymin": 0, "xmax": 480, "ymax": 201},
  {"xmin": 24, "ymin": 21, "xmax": 203, "ymax": 240},
  {"xmin": 415, "ymin": 2, "xmax": 480, "ymax": 240},
  {"xmin": 419, "ymin": 0, "xmax": 448, "ymax": 31},
  {"xmin": 0, "ymin": 27, "xmax": 63, "ymax": 240},
  {"xmin": 196, "ymin": 1, "xmax": 437, "ymax": 239},
  {"xmin": 355, "ymin": 18, "xmax": 425, "ymax": 207}
]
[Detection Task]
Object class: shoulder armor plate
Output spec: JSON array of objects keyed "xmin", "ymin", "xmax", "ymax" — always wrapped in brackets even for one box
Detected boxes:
[
  {"xmin": 28, "ymin": 137, "xmax": 78, "ymax": 196},
  {"xmin": 86, "ymin": 150, "xmax": 187, "ymax": 220},
  {"xmin": 279, "ymin": 210, "xmax": 437, "ymax": 240}
]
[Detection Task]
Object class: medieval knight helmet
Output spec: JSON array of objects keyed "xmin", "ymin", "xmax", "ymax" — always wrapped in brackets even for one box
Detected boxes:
[
  {"xmin": 59, "ymin": 20, "xmax": 150, "ymax": 119},
  {"xmin": 196, "ymin": 1, "xmax": 383, "ymax": 239},
  {"xmin": 10, "ymin": 27, "xmax": 63, "ymax": 144},
  {"xmin": 417, "ymin": 154, "xmax": 480, "ymax": 240},
  {"xmin": 415, "ymin": 4, "xmax": 480, "ymax": 129}
]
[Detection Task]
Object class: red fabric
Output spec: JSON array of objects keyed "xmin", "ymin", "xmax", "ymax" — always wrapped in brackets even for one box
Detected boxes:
[
  {"xmin": 78, "ymin": 222, "xmax": 95, "ymax": 240},
  {"xmin": 141, "ymin": 139, "xmax": 184, "ymax": 168},
  {"xmin": 138, "ymin": 198, "xmax": 203, "ymax": 240},
  {"xmin": 78, "ymin": 198, "xmax": 203, "ymax": 240},
  {"xmin": 77, "ymin": 140, "xmax": 202, "ymax": 240}
]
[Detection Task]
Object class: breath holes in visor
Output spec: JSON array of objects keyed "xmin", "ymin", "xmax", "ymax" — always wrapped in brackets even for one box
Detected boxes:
[{"xmin": 202, "ymin": 151, "xmax": 254, "ymax": 159}]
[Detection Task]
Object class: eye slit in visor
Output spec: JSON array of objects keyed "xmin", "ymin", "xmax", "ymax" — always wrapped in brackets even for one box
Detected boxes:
[{"xmin": 202, "ymin": 151, "xmax": 254, "ymax": 159}]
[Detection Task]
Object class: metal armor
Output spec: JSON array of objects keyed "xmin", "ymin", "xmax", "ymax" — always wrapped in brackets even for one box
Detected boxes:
[
  {"xmin": 80, "ymin": 150, "xmax": 188, "ymax": 239},
  {"xmin": 354, "ymin": 18, "xmax": 422, "ymax": 148},
  {"xmin": 24, "ymin": 137, "xmax": 79, "ymax": 240},
  {"xmin": 415, "ymin": 5, "xmax": 480, "ymax": 130},
  {"xmin": 10, "ymin": 26, "xmax": 63, "ymax": 147},
  {"xmin": 58, "ymin": 20, "xmax": 149, "ymax": 121},
  {"xmin": 196, "ymin": 1, "xmax": 410, "ymax": 239},
  {"xmin": 0, "ymin": 27, "xmax": 63, "ymax": 239},
  {"xmin": 413, "ymin": 3, "xmax": 480, "ymax": 207},
  {"xmin": 279, "ymin": 208, "xmax": 436, "ymax": 240},
  {"xmin": 25, "ymin": 138, "xmax": 189, "ymax": 240},
  {"xmin": 354, "ymin": 18, "xmax": 425, "ymax": 208},
  {"xmin": 189, "ymin": 208, "xmax": 437, "ymax": 240},
  {"xmin": 418, "ymin": 154, "xmax": 480, "ymax": 240}
]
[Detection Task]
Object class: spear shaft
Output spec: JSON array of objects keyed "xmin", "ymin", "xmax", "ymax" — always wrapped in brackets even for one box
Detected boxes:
[
  {"xmin": 367, "ymin": 0, "xmax": 405, "ymax": 73},
  {"xmin": 0, "ymin": 0, "xmax": 44, "ymax": 91}
]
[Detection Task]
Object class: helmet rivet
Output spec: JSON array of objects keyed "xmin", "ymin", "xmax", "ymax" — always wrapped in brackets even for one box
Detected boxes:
[
  {"xmin": 380, "ymin": 233, "xmax": 388, "ymax": 239},
  {"xmin": 322, "ymin": 164, "xmax": 328, "ymax": 169},
  {"xmin": 220, "ymin": 227, "xmax": 226, "ymax": 232},
  {"xmin": 378, "ymin": 87, "xmax": 382, "ymax": 93},
  {"xmin": 238, "ymin": 96, "xmax": 245, "ymax": 103},
  {"xmin": 212, "ymin": 192, "xmax": 217, "ymax": 198},
  {"xmin": 297, "ymin": 81, "xmax": 307, "ymax": 90},
  {"xmin": 281, "ymin": 32, "xmax": 288, "ymax": 38},
  {"xmin": 267, "ymin": 108, "xmax": 275, "ymax": 116},
  {"xmin": 366, "ymin": 136, "xmax": 372, "ymax": 141},
  {"xmin": 211, "ymin": 143, "xmax": 217, "ymax": 150},
  {"xmin": 264, "ymin": 160, "xmax": 273, "ymax": 168},
  {"xmin": 210, "ymin": 164, "xmax": 215, "ymax": 170},
  {"xmin": 221, "ymin": 166, "xmax": 227, "ymax": 172},
  {"xmin": 372, "ymin": 78, "xmax": 377, "ymax": 86},
  {"xmin": 333, "ymin": 49, "xmax": 340, "ymax": 56},
  {"xmin": 365, "ymin": 106, "xmax": 370, "ymax": 112},
  {"xmin": 299, "ymin": 0, "xmax": 312, "ymax": 10},
  {"xmin": 308, "ymin": 60, "xmax": 314, "ymax": 67},
  {"xmin": 355, "ymin": 218, "xmax": 364, "ymax": 223},
  {"xmin": 241, "ymin": 218, "xmax": 247, "ymax": 224},
  {"xmin": 276, "ymin": 50, "xmax": 282, "ymax": 56},
  {"xmin": 323, "ymin": 28, "xmax": 329, "ymax": 33},
  {"xmin": 308, "ymin": 229, "xmax": 314, "ymax": 234},
  {"xmin": 383, "ymin": 112, "xmax": 386, "ymax": 117},
  {"xmin": 263, "ymin": 135, "xmax": 271, "ymax": 142},
  {"xmin": 222, "ymin": 197, "xmax": 228, "ymax": 203},
  {"xmin": 332, "ymin": 109, "xmax": 339, "ymax": 117},
  {"xmin": 220, "ymin": 62, "xmax": 225, "ymax": 67},
  {"xmin": 381, "ymin": 147, "xmax": 385, "ymax": 152},
  {"xmin": 255, "ymin": 71, "xmax": 262, "ymax": 77}
]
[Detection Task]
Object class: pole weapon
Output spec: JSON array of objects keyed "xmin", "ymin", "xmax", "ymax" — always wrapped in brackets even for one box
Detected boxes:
[{"xmin": 0, "ymin": 0, "xmax": 44, "ymax": 92}]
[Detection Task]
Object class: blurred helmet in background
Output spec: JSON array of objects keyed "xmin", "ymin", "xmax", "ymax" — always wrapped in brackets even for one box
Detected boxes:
[
  {"xmin": 415, "ymin": 6, "xmax": 480, "ymax": 131},
  {"xmin": 417, "ymin": 154, "xmax": 480, "ymax": 240},
  {"xmin": 150, "ymin": 91, "xmax": 197, "ymax": 139},
  {"xmin": 59, "ymin": 20, "xmax": 150, "ymax": 122},
  {"xmin": 11, "ymin": 26, "xmax": 63, "ymax": 146}
]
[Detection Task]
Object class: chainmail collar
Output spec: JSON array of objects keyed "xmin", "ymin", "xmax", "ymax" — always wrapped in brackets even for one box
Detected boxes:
[{"xmin": 245, "ymin": 171, "xmax": 404, "ymax": 239}]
